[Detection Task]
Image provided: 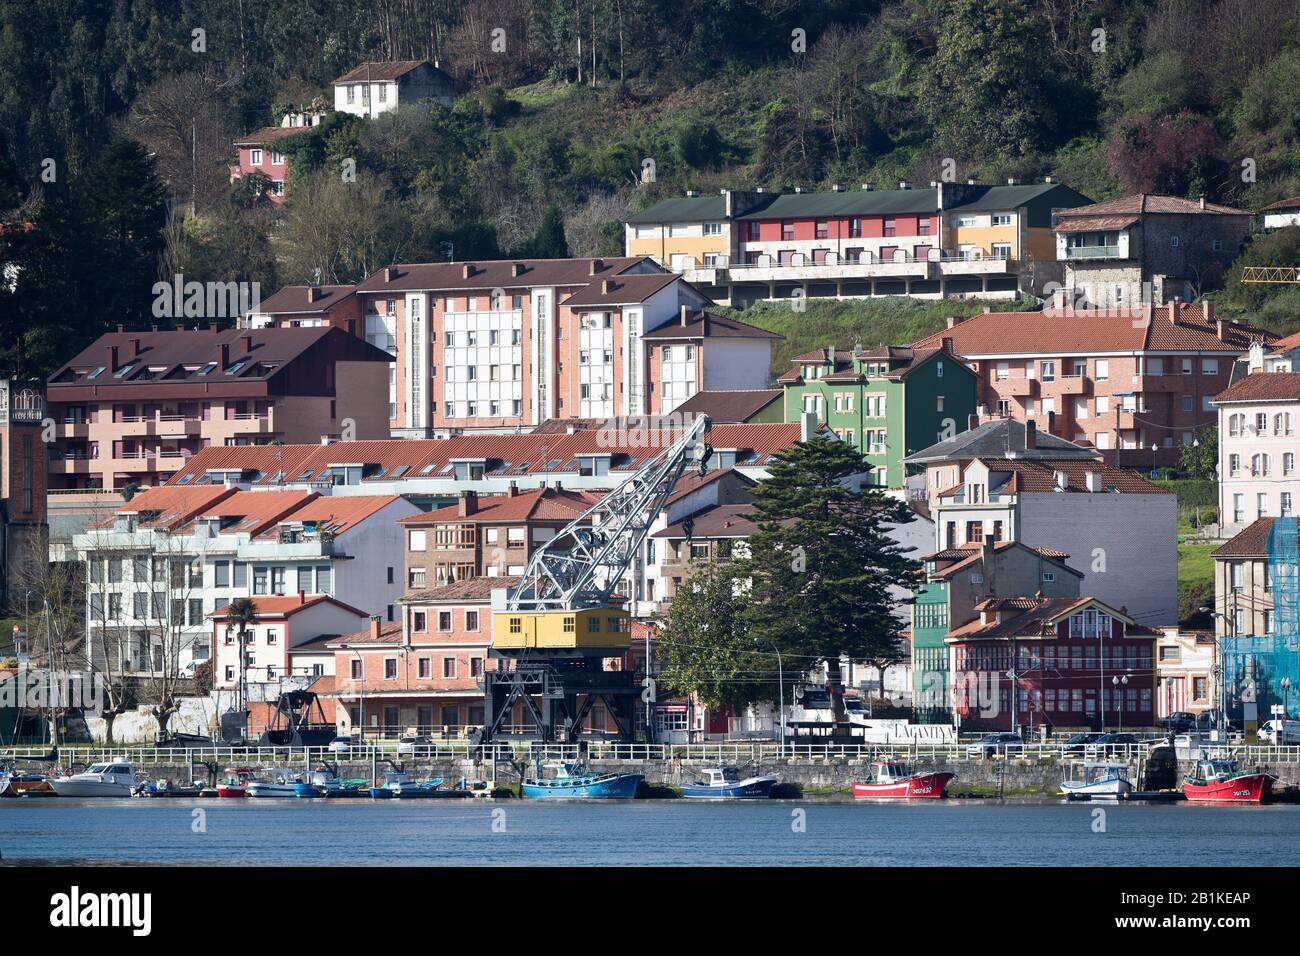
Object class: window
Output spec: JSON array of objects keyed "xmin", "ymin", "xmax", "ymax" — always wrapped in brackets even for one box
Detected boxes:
[
  {"xmin": 466, "ymin": 610, "xmax": 479, "ymax": 631},
  {"xmin": 1094, "ymin": 359, "xmax": 1108, "ymax": 381},
  {"xmin": 438, "ymin": 611, "xmax": 452, "ymax": 631},
  {"xmin": 249, "ymin": 149, "xmax": 262, "ymax": 165},
  {"xmin": 350, "ymin": 659, "xmax": 363, "ymax": 680},
  {"xmin": 384, "ymin": 658, "xmax": 397, "ymax": 680},
  {"xmin": 442, "ymin": 657, "xmax": 457, "ymax": 678},
  {"xmin": 409, "ymin": 530, "xmax": 427, "ymax": 550},
  {"xmin": 1040, "ymin": 361, "xmax": 1055, "ymax": 382},
  {"xmin": 1203, "ymin": 359, "xmax": 1218, "ymax": 375}
]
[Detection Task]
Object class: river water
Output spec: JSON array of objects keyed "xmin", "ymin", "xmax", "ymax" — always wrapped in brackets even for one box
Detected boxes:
[{"xmin": 4, "ymin": 798, "xmax": 1300, "ymax": 866}]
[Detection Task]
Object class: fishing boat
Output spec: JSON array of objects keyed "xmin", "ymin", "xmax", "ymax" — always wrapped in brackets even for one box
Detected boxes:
[
  {"xmin": 215, "ymin": 767, "xmax": 257, "ymax": 798},
  {"xmin": 681, "ymin": 767, "xmax": 777, "ymax": 799},
  {"xmin": 368, "ymin": 770, "xmax": 436, "ymax": 798},
  {"xmin": 1182, "ymin": 758, "xmax": 1275, "ymax": 804},
  {"xmin": 48, "ymin": 759, "xmax": 140, "ymax": 798},
  {"xmin": 851, "ymin": 759, "xmax": 954, "ymax": 799},
  {"xmin": 0, "ymin": 760, "xmax": 50, "ymax": 797},
  {"xmin": 1059, "ymin": 761, "xmax": 1134, "ymax": 799},
  {"xmin": 521, "ymin": 761, "xmax": 642, "ymax": 799},
  {"xmin": 244, "ymin": 767, "xmax": 303, "ymax": 798}
]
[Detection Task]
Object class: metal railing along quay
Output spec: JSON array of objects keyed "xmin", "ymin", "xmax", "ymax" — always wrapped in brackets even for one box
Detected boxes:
[{"xmin": 8, "ymin": 741, "xmax": 1300, "ymax": 766}]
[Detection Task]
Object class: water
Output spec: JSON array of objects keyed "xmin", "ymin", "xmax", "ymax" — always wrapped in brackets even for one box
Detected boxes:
[{"xmin": 5, "ymin": 798, "xmax": 1300, "ymax": 866}]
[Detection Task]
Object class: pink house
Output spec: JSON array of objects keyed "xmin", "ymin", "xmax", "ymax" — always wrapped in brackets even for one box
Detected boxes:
[{"xmin": 229, "ymin": 127, "xmax": 312, "ymax": 203}]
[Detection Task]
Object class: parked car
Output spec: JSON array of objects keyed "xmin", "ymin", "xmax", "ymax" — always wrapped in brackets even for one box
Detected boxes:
[
  {"xmin": 328, "ymin": 735, "xmax": 353, "ymax": 754},
  {"xmin": 1259, "ymin": 719, "xmax": 1300, "ymax": 745},
  {"xmin": 1193, "ymin": 711, "xmax": 1239, "ymax": 734},
  {"xmin": 397, "ymin": 733, "xmax": 428, "ymax": 755},
  {"xmin": 1060, "ymin": 732, "xmax": 1102, "ymax": 755},
  {"xmin": 1090, "ymin": 732, "xmax": 1139, "ymax": 755},
  {"xmin": 1162, "ymin": 711, "xmax": 1198, "ymax": 734},
  {"xmin": 966, "ymin": 733, "xmax": 1024, "ymax": 757}
]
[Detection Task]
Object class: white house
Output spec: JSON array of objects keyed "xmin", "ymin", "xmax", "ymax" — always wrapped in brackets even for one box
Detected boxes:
[
  {"xmin": 333, "ymin": 60, "xmax": 454, "ymax": 118},
  {"xmin": 1212, "ymin": 368, "xmax": 1300, "ymax": 532}
]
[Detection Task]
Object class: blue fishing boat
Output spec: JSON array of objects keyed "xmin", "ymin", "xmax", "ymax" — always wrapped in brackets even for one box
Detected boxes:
[
  {"xmin": 522, "ymin": 762, "xmax": 642, "ymax": 799},
  {"xmin": 681, "ymin": 767, "xmax": 777, "ymax": 799},
  {"xmin": 368, "ymin": 771, "xmax": 444, "ymax": 799}
]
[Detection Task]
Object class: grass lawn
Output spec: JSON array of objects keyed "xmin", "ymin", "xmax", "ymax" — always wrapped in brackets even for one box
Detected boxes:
[{"xmin": 1178, "ymin": 541, "xmax": 1217, "ymax": 590}]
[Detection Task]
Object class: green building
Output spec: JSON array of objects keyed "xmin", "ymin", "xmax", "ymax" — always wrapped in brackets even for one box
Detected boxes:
[
  {"xmin": 912, "ymin": 578, "xmax": 953, "ymax": 724},
  {"xmin": 778, "ymin": 344, "xmax": 977, "ymax": 487}
]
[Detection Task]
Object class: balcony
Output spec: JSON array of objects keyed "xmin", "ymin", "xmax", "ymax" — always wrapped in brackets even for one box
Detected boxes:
[
  {"xmin": 1064, "ymin": 245, "xmax": 1124, "ymax": 260},
  {"xmin": 1044, "ymin": 374, "xmax": 1088, "ymax": 396},
  {"xmin": 936, "ymin": 252, "xmax": 1015, "ymax": 276},
  {"xmin": 729, "ymin": 250, "xmax": 935, "ymax": 282},
  {"xmin": 997, "ymin": 377, "xmax": 1038, "ymax": 398}
]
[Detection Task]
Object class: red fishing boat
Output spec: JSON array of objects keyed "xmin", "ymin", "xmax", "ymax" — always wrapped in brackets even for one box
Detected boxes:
[
  {"xmin": 852, "ymin": 759, "xmax": 954, "ymax": 799},
  {"xmin": 215, "ymin": 767, "xmax": 257, "ymax": 798},
  {"xmin": 1182, "ymin": 759, "xmax": 1274, "ymax": 804}
]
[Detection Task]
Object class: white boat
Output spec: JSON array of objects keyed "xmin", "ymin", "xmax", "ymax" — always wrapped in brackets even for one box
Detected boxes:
[
  {"xmin": 48, "ymin": 759, "xmax": 140, "ymax": 797},
  {"xmin": 1059, "ymin": 761, "xmax": 1134, "ymax": 798},
  {"xmin": 244, "ymin": 767, "xmax": 303, "ymax": 798}
]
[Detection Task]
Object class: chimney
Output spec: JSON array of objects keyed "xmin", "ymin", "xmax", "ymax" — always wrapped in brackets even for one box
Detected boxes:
[
  {"xmin": 458, "ymin": 491, "xmax": 477, "ymax": 517},
  {"xmin": 861, "ymin": 184, "xmax": 874, "ymax": 191},
  {"xmin": 946, "ymin": 315, "xmax": 963, "ymax": 329},
  {"xmin": 512, "ymin": 262, "xmax": 526, "ymax": 277},
  {"xmin": 1085, "ymin": 471, "xmax": 1102, "ymax": 492},
  {"xmin": 898, "ymin": 181, "xmax": 911, "ymax": 190},
  {"xmin": 219, "ymin": 343, "xmax": 230, "ymax": 370},
  {"xmin": 1006, "ymin": 178, "xmax": 1020, "ymax": 186},
  {"xmin": 506, "ymin": 482, "xmax": 518, "ymax": 497},
  {"xmin": 590, "ymin": 258, "xmax": 604, "ymax": 275},
  {"xmin": 980, "ymin": 538, "xmax": 995, "ymax": 587},
  {"xmin": 1055, "ymin": 469, "xmax": 1069, "ymax": 490},
  {"xmin": 681, "ymin": 305, "xmax": 691, "ymax": 326},
  {"xmin": 128, "ymin": 337, "xmax": 142, "ymax": 358},
  {"xmin": 1199, "ymin": 193, "xmax": 1206, "ymax": 210},
  {"xmin": 106, "ymin": 344, "xmax": 119, "ymax": 371},
  {"xmin": 1047, "ymin": 409, "xmax": 1056, "ymax": 434},
  {"xmin": 800, "ymin": 410, "xmax": 819, "ymax": 441},
  {"xmin": 1025, "ymin": 420, "xmax": 1037, "ymax": 449},
  {"xmin": 831, "ymin": 184, "xmax": 842, "ymax": 192},
  {"xmin": 602, "ymin": 278, "xmax": 615, "ymax": 294},
  {"xmin": 298, "ymin": 590, "xmax": 307, "ymax": 605},
  {"xmin": 307, "ymin": 285, "xmax": 321, "ymax": 303},
  {"xmin": 384, "ymin": 266, "xmax": 397, "ymax": 282},
  {"xmin": 116, "ymin": 324, "xmax": 125, "ymax": 333},
  {"xmin": 241, "ymin": 333, "xmax": 253, "ymax": 354},
  {"xmin": 968, "ymin": 413, "xmax": 980, "ymax": 431},
  {"xmin": 462, "ymin": 263, "xmax": 474, "ymax": 279},
  {"xmin": 369, "ymin": 615, "xmax": 381, "ymax": 640},
  {"xmin": 209, "ymin": 322, "xmax": 219, "ymax": 333},
  {"xmin": 1170, "ymin": 298, "xmax": 1182, "ymax": 325},
  {"xmin": 701, "ymin": 312, "xmax": 710, "ymax": 336},
  {"xmin": 941, "ymin": 336, "xmax": 955, "ymax": 353}
]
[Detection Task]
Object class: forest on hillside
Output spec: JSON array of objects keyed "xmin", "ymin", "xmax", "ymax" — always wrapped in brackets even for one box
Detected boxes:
[{"xmin": 4, "ymin": 0, "xmax": 1300, "ymax": 377}]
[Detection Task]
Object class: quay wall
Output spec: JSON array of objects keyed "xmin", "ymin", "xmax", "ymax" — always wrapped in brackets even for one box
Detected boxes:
[{"xmin": 125, "ymin": 752, "xmax": 1300, "ymax": 793}]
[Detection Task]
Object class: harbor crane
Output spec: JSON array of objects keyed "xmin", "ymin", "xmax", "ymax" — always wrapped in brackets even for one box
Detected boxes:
[{"xmin": 479, "ymin": 415, "xmax": 713, "ymax": 745}]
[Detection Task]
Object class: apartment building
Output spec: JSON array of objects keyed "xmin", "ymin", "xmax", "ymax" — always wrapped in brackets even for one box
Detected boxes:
[
  {"xmin": 1053, "ymin": 194, "xmax": 1251, "ymax": 309},
  {"xmin": 911, "ymin": 301, "xmax": 1273, "ymax": 469},
  {"xmin": 1155, "ymin": 627, "xmax": 1217, "ymax": 717},
  {"xmin": 46, "ymin": 326, "xmax": 394, "ymax": 490},
  {"xmin": 778, "ymin": 341, "xmax": 977, "ymax": 486},
  {"xmin": 333, "ymin": 60, "xmax": 453, "ymax": 118},
  {"xmin": 911, "ymin": 539, "xmax": 1083, "ymax": 724},
  {"xmin": 244, "ymin": 284, "xmax": 364, "ymax": 331},
  {"xmin": 948, "ymin": 595, "xmax": 1157, "ymax": 733},
  {"xmin": 904, "ymin": 418, "xmax": 1178, "ymax": 626},
  {"xmin": 399, "ymin": 486, "xmax": 598, "ymax": 587},
  {"xmin": 210, "ymin": 593, "xmax": 371, "ymax": 698},
  {"xmin": 72, "ymin": 484, "xmax": 417, "ymax": 678},
  {"xmin": 1212, "ymin": 372, "xmax": 1300, "ymax": 531},
  {"xmin": 625, "ymin": 179, "xmax": 1092, "ymax": 304},
  {"xmin": 1210, "ymin": 518, "xmax": 1276, "ymax": 639}
]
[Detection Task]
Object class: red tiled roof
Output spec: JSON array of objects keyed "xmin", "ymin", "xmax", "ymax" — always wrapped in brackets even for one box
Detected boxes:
[
  {"xmin": 1262, "ymin": 196, "xmax": 1300, "ymax": 212},
  {"xmin": 974, "ymin": 458, "xmax": 1170, "ymax": 495},
  {"xmin": 398, "ymin": 488, "xmax": 597, "ymax": 525},
  {"xmin": 1054, "ymin": 193, "xmax": 1247, "ymax": 218},
  {"xmin": 255, "ymin": 285, "xmax": 356, "ymax": 315},
  {"xmin": 353, "ymin": 257, "xmax": 659, "ymax": 294},
  {"xmin": 1267, "ymin": 330, "xmax": 1300, "ymax": 353},
  {"xmin": 1212, "ymin": 372, "xmax": 1300, "ymax": 404},
  {"xmin": 188, "ymin": 490, "xmax": 316, "ymax": 536},
  {"xmin": 1211, "ymin": 518, "xmax": 1274, "ymax": 558},
  {"xmin": 673, "ymin": 389, "xmax": 782, "ymax": 423},
  {"xmin": 401, "ymin": 576, "xmax": 521, "ymax": 604},
  {"xmin": 234, "ymin": 126, "xmax": 315, "ymax": 147},
  {"xmin": 88, "ymin": 484, "xmax": 236, "ymax": 529},
  {"xmin": 946, "ymin": 597, "xmax": 1110, "ymax": 642},
  {"xmin": 334, "ymin": 60, "xmax": 440, "ymax": 83},
  {"xmin": 255, "ymin": 494, "xmax": 404, "ymax": 538},
  {"xmin": 912, "ymin": 304, "xmax": 1273, "ymax": 356},
  {"xmin": 208, "ymin": 594, "xmax": 368, "ymax": 619}
]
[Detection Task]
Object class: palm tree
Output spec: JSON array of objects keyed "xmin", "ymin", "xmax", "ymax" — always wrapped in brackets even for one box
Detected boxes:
[{"xmin": 224, "ymin": 598, "xmax": 259, "ymax": 723}]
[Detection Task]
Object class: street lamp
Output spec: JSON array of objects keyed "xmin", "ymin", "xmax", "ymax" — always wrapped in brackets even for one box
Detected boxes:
[
  {"xmin": 1112, "ymin": 673, "xmax": 1130, "ymax": 732},
  {"xmin": 1006, "ymin": 669, "xmax": 1019, "ymax": 736},
  {"xmin": 341, "ymin": 643, "xmax": 364, "ymax": 744},
  {"xmin": 1281, "ymin": 677, "xmax": 1292, "ymax": 737}
]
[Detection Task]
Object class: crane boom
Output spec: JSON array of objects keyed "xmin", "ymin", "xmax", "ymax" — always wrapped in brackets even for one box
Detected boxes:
[{"xmin": 507, "ymin": 414, "xmax": 712, "ymax": 613}]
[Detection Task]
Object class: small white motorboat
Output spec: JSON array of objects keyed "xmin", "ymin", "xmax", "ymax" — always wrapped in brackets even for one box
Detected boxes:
[
  {"xmin": 244, "ymin": 767, "xmax": 303, "ymax": 798},
  {"xmin": 48, "ymin": 759, "xmax": 140, "ymax": 797},
  {"xmin": 1059, "ymin": 761, "xmax": 1134, "ymax": 799}
]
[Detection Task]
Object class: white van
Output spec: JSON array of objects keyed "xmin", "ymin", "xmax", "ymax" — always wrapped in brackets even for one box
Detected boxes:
[{"xmin": 1259, "ymin": 719, "xmax": 1300, "ymax": 744}]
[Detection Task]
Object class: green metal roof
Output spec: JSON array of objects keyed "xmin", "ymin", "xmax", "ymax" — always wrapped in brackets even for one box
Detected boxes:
[
  {"xmin": 735, "ymin": 189, "xmax": 937, "ymax": 219},
  {"xmin": 949, "ymin": 183, "xmax": 1094, "ymax": 227},
  {"xmin": 625, "ymin": 195, "xmax": 728, "ymax": 224}
]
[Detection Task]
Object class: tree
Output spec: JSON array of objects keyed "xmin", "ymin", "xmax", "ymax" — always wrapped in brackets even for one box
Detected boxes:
[
  {"xmin": 1179, "ymin": 426, "xmax": 1218, "ymax": 480},
  {"xmin": 657, "ymin": 561, "xmax": 778, "ymax": 711},
  {"xmin": 516, "ymin": 204, "xmax": 570, "ymax": 259},
  {"xmin": 740, "ymin": 436, "xmax": 920, "ymax": 719}
]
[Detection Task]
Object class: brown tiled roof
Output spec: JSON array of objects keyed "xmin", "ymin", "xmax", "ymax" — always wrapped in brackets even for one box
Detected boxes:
[
  {"xmin": 1211, "ymin": 518, "xmax": 1274, "ymax": 558},
  {"xmin": 976, "ymin": 458, "xmax": 1170, "ymax": 495},
  {"xmin": 1053, "ymin": 215, "xmax": 1140, "ymax": 233},
  {"xmin": 397, "ymin": 487, "xmax": 597, "ymax": 525},
  {"xmin": 334, "ymin": 60, "xmax": 440, "ymax": 83},
  {"xmin": 912, "ymin": 304, "xmax": 1273, "ymax": 356},
  {"xmin": 642, "ymin": 311, "xmax": 783, "ymax": 340},
  {"xmin": 208, "ymin": 594, "xmax": 368, "ymax": 619},
  {"xmin": 1212, "ymin": 372, "xmax": 1300, "ymax": 404},
  {"xmin": 922, "ymin": 540, "xmax": 1078, "ymax": 580},
  {"xmin": 255, "ymin": 285, "xmax": 356, "ymax": 315},
  {"xmin": 234, "ymin": 126, "xmax": 315, "ymax": 147},
  {"xmin": 89, "ymin": 485, "xmax": 236, "ymax": 529},
  {"xmin": 655, "ymin": 503, "xmax": 757, "ymax": 539},
  {"xmin": 1054, "ymin": 194, "xmax": 1247, "ymax": 218},
  {"xmin": 1267, "ymin": 330, "xmax": 1300, "ymax": 353},
  {"xmin": 401, "ymin": 576, "xmax": 521, "ymax": 604},
  {"xmin": 256, "ymin": 494, "xmax": 404, "ymax": 538},
  {"xmin": 674, "ymin": 389, "xmax": 782, "ymax": 423},
  {"xmin": 321, "ymin": 622, "xmax": 405, "ymax": 646},
  {"xmin": 353, "ymin": 257, "xmax": 659, "ymax": 294},
  {"xmin": 559, "ymin": 273, "xmax": 680, "ymax": 306},
  {"xmin": 1262, "ymin": 197, "xmax": 1300, "ymax": 211},
  {"xmin": 946, "ymin": 597, "xmax": 1123, "ymax": 643}
]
